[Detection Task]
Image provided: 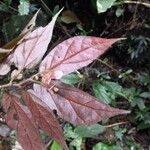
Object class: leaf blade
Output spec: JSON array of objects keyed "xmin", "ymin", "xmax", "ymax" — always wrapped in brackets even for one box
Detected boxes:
[
  {"xmin": 32, "ymin": 81, "xmax": 130, "ymax": 125},
  {"xmin": 2, "ymin": 93, "xmax": 45, "ymax": 150},
  {"xmin": 40, "ymin": 36, "xmax": 122, "ymax": 81},
  {"xmin": 13, "ymin": 9, "xmax": 62, "ymax": 70},
  {"xmin": 22, "ymin": 91, "xmax": 68, "ymax": 150}
]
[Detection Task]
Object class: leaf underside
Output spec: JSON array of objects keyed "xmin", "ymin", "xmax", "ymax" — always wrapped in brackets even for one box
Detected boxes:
[
  {"xmin": 22, "ymin": 91, "xmax": 68, "ymax": 150},
  {"xmin": 30, "ymin": 81, "xmax": 130, "ymax": 125},
  {"xmin": 2, "ymin": 93, "xmax": 45, "ymax": 150}
]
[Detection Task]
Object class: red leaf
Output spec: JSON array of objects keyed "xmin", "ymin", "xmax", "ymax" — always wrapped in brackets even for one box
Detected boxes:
[
  {"xmin": 32, "ymin": 81, "xmax": 130, "ymax": 125},
  {"xmin": 0, "ymin": 10, "xmax": 40, "ymax": 75},
  {"xmin": 2, "ymin": 93, "xmax": 18, "ymax": 129},
  {"xmin": 2, "ymin": 93, "xmax": 45, "ymax": 150},
  {"xmin": 22, "ymin": 91, "xmax": 68, "ymax": 150},
  {"xmin": 13, "ymin": 10, "xmax": 62, "ymax": 70},
  {"xmin": 2, "ymin": 92, "xmax": 13, "ymax": 112},
  {"xmin": 5, "ymin": 107, "xmax": 18, "ymax": 130},
  {"xmin": 40, "ymin": 36, "xmax": 122, "ymax": 80}
]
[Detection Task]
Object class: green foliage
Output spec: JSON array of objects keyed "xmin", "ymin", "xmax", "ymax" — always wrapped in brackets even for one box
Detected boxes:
[
  {"xmin": 64, "ymin": 124, "xmax": 82, "ymax": 150},
  {"xmin": 140, "ymin": 92, "xmax": 150, "ymax": 98},
  {"xmin": 0, "ymin": 0, "xmax": 12, "ymax": 13},
  {"xmin": 118, "ymin": 69, "xmax": 133, "ymax": 80},
  {"xmin": 93, "ymin": 142, "xmax": 122, "ymax": 150},
  {"xmin": 114, "ymin": 35, "xmax": 150, "ymax": 67},
  {"xmin": 2, "ymin": 15, "xmax": 32, "ymax": 42},
  {"xmin": 4, "ymin": 0, "xmax": 12, "ymax": 5},
  {"xmin": 92, "ymin": 81, "xmax": 123, "ymax": 104},
  {"xmin": 92, "ymin": 78, "xmax": 148, "ymax": 110},
  {"xmin": 74, "ymin": 124, "xmax": 105, "ymax": 138},
  {"xmin": 128, "ymin": 36, "xmax": 150, "ymax": 60},
  {"xmin": 64, "ymin": 123, "xmax": 105, "ymax": 149},
  {"xmin": 0, "ymin": 2, "xmax": 9, "ymax": 12},
  {"xmin": 52, "ymin": 5, "xmax": 60, "ymax": 15},
  {"xmin": 115, "ymin": 8, "xmax": 123, "ymax": 17},
  {"xmin": 64, "ymin": 123, "xmax": 105, "ymax": 139},
  {"xmin": 93, "ymin": 142, "xmax": 109, "ymax": 150},
  {"xmin": 113, "ymin": 126, "xmax": 126, "ymax": 140},
  {"xmin": 96, "ymin": 0, "xmax": 117, "ymax": 13},
  {"xmin": 18, "ymin": 0, "xmax": 30, "ymax": 15},
  {"xmin": 51, "ymin": 141, "xmax": 63, "ymax": 150},
  {"xmin": 138, "ymin": 72, "xmax": 150, "ymax": 86},
  {"xmin": 125, "ymin": 137, "xmax": 142, "ymax": 150},
  {"xmin": 60, "ymin": 73, "xmax": 82, "ymax": 85},
  {"xmin": 135, "ymin": 108, "xmax": 150, "ymax": 130}
]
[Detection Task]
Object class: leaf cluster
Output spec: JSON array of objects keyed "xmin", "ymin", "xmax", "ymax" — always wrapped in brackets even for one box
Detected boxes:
[{"xmin": 0, "ymin": 9, "xmax": 130, "ymax": 150}]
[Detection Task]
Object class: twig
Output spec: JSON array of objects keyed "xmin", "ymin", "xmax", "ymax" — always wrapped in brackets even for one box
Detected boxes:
[
  {"xmin": 114, "ymin": 0, "xmax": 150, "ymax": 8},
  {"xmin": 0, "ymin": 1, "xmax": 18, "ymax": 12},
  {"xmin": 0, "ymin": 71, "xmax": 46, "ymax": 89},
  {"xmin": 103, "ymin": 121, "xmax": 128, "ymax": 128},
  {"xmin": 97, "ymin": 58, "xmax": 119, "ymax": 73},
  {"xmin": 0, "ymin": 48, "xmax": 12, "ymax": 53},
  {"xmin": 97, "ymin": 58, "xmax": 136, "ymax": 86}
]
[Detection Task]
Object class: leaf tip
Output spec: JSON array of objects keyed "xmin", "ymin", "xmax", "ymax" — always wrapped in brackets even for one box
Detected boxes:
[
  {"xmin": 120, "ymin": 109, "xmax": 131, "ymax": 115},
  {"xmin": 119, "ymin": 37, "xmax": 127, "ymax": 41}
]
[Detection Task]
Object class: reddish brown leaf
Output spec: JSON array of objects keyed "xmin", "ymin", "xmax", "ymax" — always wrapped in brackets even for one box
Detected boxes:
[
  {"xmin": 22, "ymin": 91, "xmax": 68, "ymax": 150},
  {"xmin": 40, "ymin": 36, "xmax": 122, "ymax": 80},
  {"xmin": 32, "ymin": 81, "xmax": 130, "ymax": 125},
  {"xmin": 0, "ymin": 32, "xmax": 27, "ymax": 64},
  {"xmin": 5, "ymin": 107, "xmax": 18, "ymax": 130},
  {"xmin": 2, "ymin": 93, "xmax": 17, "ymax": 129},
  {"xmin": 0, "ymin": 10, "xmax": 40, "ymax": 75},
  {"xmin": 2, "ymin": 93, "xmax": 45, "ymax": 150},
  {"xmin": 2, "ymin": 93, "xmax": 13, "ymax": 112},
  {"xmin": 13, "ymin": 10, "xmax": 62, "ymax": 70},
  {"xmin": 12, "ymin": 99, "xmax": 45, "ymax": 150}
]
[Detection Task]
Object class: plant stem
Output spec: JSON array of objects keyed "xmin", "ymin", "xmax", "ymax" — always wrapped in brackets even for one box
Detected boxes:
[
  {"xmin": 0, "ymin": 1, "xmax": 18, "ymax": 12},
  {"xmin": 104, "ymin": 121, "xmax": 128, "ymax": 128},
  {"xmin": 114, "ymin": 1, "xmax": 150, "ymax": 8},
  {"xmin": 97, "ymin": 58, "xmax": 136, "ymax": 86},
  {"xmin": 0, "ymin": 49, "xmax": 12, "ymax": 53}
]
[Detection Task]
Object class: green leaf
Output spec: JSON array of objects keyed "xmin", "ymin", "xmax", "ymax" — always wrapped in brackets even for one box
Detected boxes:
[
  {"xmin": 51, "ymin": 141, "xmax": 63, "ymax": 150},
  {"xmin": 92, "ymin": 81, "xmax": 123, "ymax": 104},
  {"xmin": 113, "ymin": 126, "xmax": 126, "ymax": 140},
  {"xmin": 18, "ymin": 0, "xmax": 30, "ymax": 15},
  {"xmin": 96, "ymin": 0, "xmax": 117, "ymax": 13},
  {"xmin": 93, "ymin": 142, "xmax": 110, "ymax": 150},
  {"xmin": 138, "ymin": 73, "xmax": 150, "ymax": 85},
  {"xmin": 70, "ymin": 137, "xmax": 82, "ymax": 150},
  {"xmin": 4, "ymin": 0, "xmax": 12, "ymax": 5},
  {"xmin": 75, "ymin": 124, "xmax": 105, "ymax": 138},
  {"xmin": 60, "ymin": 74, "xmax": 81, "ymax": 85},
  {"xmin": 137, "ymin": 122, "xmax": 150, "ymax": 130},
  {"xmin": 131, "ymin": 98, "xmax": 145, "ymax": 110},
  {"xmin": 64, "ymin": 124, "xmax": 79, "ymax": 139},
  {"xmin": 140, "ymin": 92, "xmax": 150, "ymax": 99},
  {"xmin": 92, "ymin": 82, "xmax": 113, "ymax": 104},
  {"xmin": 0, "ymin": 2, "xmax": 9, "ymax": 12},
  {"xmin": 2, "ymin": 15, "xmax": 32, "ymax": 42},
  {"xmin": 115, "ymin": 8, "xmax": 123, "ymax": 17},
  {"xmin": 53, "ymin": 5, "xmax": 60, "ymax": 15}
]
